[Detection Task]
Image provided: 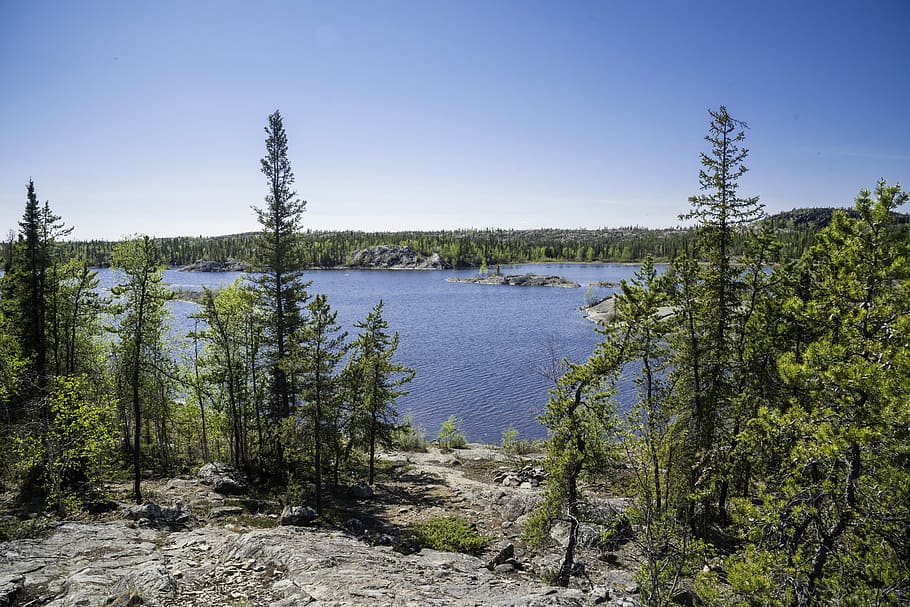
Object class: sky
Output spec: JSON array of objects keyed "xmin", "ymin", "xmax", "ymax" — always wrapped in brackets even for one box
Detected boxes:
[{"xmin": 1, "ymin": 0, "xmax": 909, "ymax": 240}]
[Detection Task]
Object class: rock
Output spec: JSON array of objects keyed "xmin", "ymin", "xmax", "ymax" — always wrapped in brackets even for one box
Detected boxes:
[
  {"xmin": 350, "ymin": 481, "xmax": 374, "ymax": 500},
  {"xmin": 197, "ymin": 462, "xmax": 247, "ymax": 495},
  {"xmin": 343, "ymin": 518, "xmax": 366, "ymax": 536},
  {"xmin": 486, "ymin": 543, "xmax": 515, "ymax": 570},
  {"xmin": 493, "ymin": 563, "xmax": 515, "ymax": 573},
  {"xmin": 670, "ymin": 589, "xmax": 698, "ymax": 606},
  {"xmin": 104, "ymin": 590, "xmax": 142, "ymax": 606},
  {"xmin": 349, "ymin": 246, "xmax": 451, "ymax": 270},
  {"xmin": 0, "ymin": 574, "xmax": 24, "ymax": 607},
  {"xmin": 448, "ymin": 273, "xmax": 580, "ymax": 288},
  {"xmin": 125, "ymin": 501, "xmax": 195, "ymax": 529},
  {"xmin": 179, "ymin": 259, "xmax": 246, "ymax": 272},
  {"xmin": 208, "ymin": 506, "xmax": 244, "ymax": 519},
  {"xmin": 278, "ymin": 505, "xmax": 318, "ymax": 526},
  {"xmin": 111, "ymin": 563, "xmax": 177, "ymax": 601}
]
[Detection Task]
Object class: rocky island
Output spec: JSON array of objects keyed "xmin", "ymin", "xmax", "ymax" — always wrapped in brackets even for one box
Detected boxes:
[
  {"xmin": 448, "ymin": 274, "xmax": 581, "ymax": 288},
  {"xmin": 179, "ymin": 259, "xmax": 247, "ymax": 272},
  {"xmin": 348, "ymin": 246, "xmax": 452, "ymax": 270}
]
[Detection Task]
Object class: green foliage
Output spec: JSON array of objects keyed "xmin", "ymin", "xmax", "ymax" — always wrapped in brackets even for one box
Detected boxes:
[
  {"xmin": 436, "ymin": 415, "xmax": 467, "ymax": 450},
  {"xmin": 500, "ymin": 424, "xmax": 539, "ymax": 455},
  {"xmin": 394, "ymin": 413, "xmax": 428, "ymax": 452},
  {"xmin": 410, "ymin": 516, "xmax": 490, "ymax": 555},
  {"xmin": 347, "ymin": 301, "xmax": 415, "ymax": 484}
]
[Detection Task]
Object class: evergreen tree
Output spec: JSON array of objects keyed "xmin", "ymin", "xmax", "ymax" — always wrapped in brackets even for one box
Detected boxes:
[
  {"xmin": 251, "ymin": 110, "xmax": 309, "ymax": 479},
  {"xmin": 675, "ymin": 106, "xmax": 764, "ymax": 529},
  {"xmin": 287, "ymin": 294, "xmax": 347, "ymax": 513},
  {"xmin": 0, "ymin": 180, "xmax": 71, "ymax": 398},
  {"xmin": 348, "ymin": 301, "xmax": 413, "ymax": 485},
  {"xmin": 721, "ymin": 181, "xmax": 910, "ymax": 606}
]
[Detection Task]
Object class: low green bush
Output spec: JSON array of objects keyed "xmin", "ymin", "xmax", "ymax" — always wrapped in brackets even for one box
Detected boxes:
[
  {"xmin": 395, "ymin": 414, "xmax": 428, "ymax": 452},
  {"xmin": 436, "ymin": 416, "xmax": 466, "ymax": 450},
  {"xmin": 410, "ymin": 516, "xmax": 489, "ymax": 555}
]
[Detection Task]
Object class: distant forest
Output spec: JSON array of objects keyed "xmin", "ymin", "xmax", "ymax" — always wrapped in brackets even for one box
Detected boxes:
[{"xmin": 39, "ymin": 207, "xmax": 905, "ymax": 270}]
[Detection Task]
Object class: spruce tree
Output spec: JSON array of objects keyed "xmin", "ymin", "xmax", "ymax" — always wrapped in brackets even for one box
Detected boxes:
[
  {"xmin": 676, "ymin": 106, "xmax": 764, "ymax": 529},
  {"xmin": 251, "ymin": 110, "xmax": 309, "ymax": 479}
]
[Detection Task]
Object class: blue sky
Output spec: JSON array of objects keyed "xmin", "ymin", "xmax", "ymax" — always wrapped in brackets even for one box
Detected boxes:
[{"xmin": 1, "ymin": 0, "xmax": 908, "ymax": 240}]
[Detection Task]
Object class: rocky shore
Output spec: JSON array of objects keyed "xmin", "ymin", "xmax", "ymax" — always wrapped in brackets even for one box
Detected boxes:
[
  {"xmin": 179, "ymin": 259, "xmax": 247, "ymax": 272},
  {"xmin": 0, "ymin": 446, "xmax": 641, "ymax": 607},
  {"xmin": 348, "ymin": 246, "xmax": 451, "ymax": 270},
  {"xmin": 447, "ymin": 274, "xmax": 580, "ymax": 288}
]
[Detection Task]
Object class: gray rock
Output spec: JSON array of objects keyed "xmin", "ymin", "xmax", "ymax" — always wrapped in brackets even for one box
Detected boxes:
[
  {"xmin": 0, "ymin": 574, "xmax": 24, "ymax": 607},
  {"xmin": 448, "ymin": 274, "xmax": 580, "ymax": 288},
  {"xmin": 487, "ymin": 543, "xmax": 515, "ymax": 570},
  {"xmin": 349, "ymin": 245, "xmax": 451, "ymax": 270},
  {"xmin": 350, "ymin": 481, "xmax": 374, "ymax": 500},
  {"xmin": 180, "ymin": 259, "xmax": 247, "ymax": 272},
  {"xmin": 208, "ymin": 506, "xmax": 244, "ymax": 519},
  {"xmin": 111, "ymin": 562, "xmax": 177, "ymax": 600},
  {"xmin": 126, "ymin": 501, "xmax": 194, "ymax": 529},
  {"xmin": 279, "ymin": 505, "xmax": 318, "ymax": 526},
  {"xmin": 343, "ymin": 518, "xmax": 366, "ymax": 536},
  {"xmin": 197, "ymin": 462, "xmax": 247, "ymax": 495}
]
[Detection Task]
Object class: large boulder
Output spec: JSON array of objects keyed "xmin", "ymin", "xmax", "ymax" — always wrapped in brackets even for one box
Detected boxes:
[
  {"xmin": 279, "ymin": 506, "xmax": 318, "ymax": 526},
  {"xmin": 197, "ymin": 462, "xmax": 248, "ymax": 495},
  {"xmin": 125, "ymin": 501, "xmax": 194, "ymax": 529}
]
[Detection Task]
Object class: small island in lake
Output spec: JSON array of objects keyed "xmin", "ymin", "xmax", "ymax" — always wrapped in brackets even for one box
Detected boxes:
[
  {"xmin": 448, "ymin": 274, "xmax": 580, "ymax": 288},
  {"xmin": 349, "ymin": 245, "xmax": 452, "ymax": 270},
  {"xmin": 179, "ymin": 258, "xmax": 247, "ymax": 272}
]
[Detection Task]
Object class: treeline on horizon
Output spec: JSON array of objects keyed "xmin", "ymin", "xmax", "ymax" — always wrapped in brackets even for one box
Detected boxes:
[{"xmin": 48, "ymin": 211, "xmax": 859, "ymax": 270}]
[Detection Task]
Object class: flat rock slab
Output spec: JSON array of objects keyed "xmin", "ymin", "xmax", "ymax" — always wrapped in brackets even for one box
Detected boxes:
[{"xmin": 1, "ymin": 522, "xmax": 591, "ymax": 607}]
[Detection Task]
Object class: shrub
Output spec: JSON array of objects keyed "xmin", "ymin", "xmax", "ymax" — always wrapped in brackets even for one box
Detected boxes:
[
  {"xmin": 500, "ymin": 425, "xmax": 539, "ymax": 455},
  {"xmin": 394, "ymin": 414, "xmax": 428, "ymax": 452},
  {"xmin": 410, "ymin": 516, "xmax": 489, "ymax": 555},
  {"xmin": 436, "ymin": 416, "xmax": 466, "ymax": 450}
]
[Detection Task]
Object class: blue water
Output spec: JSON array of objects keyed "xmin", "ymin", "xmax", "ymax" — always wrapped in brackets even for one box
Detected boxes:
[{"xmin": 97, "ymin": 264, "xmax": 643, "ymax": 442}]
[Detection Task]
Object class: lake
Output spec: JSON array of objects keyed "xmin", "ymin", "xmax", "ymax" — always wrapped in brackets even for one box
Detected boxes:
[{"xmin": 96, "ymin": 263, "xmax": 643, "ymax": 442}]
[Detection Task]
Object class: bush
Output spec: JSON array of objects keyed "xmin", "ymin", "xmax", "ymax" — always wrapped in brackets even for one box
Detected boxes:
[
  {"xmin": 436, "ymin": 416, "xmax": 466, "ymax": 450},
  {"xmin": 410, "ymin": 516, "xmax": 489, "ymax": 555},
  {"xmin": 500, "ymin": 425, "xmax": 539, "ymax": 455},
  {"xmin": 394, "ymin": 414, "xmax": 428, "ymax": 452}
]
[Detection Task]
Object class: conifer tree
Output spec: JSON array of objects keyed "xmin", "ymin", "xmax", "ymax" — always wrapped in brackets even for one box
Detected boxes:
[
  {"xmin": 348, "ymin": 301, "xmax": 413, "ymax": 485},
  {"xmin": 251, "ymin": 110, "xmax": 309, "ymax": 478},
  {"xmin": 288, "ymin": 294, "xmax": 347, "ymax": 513},
  {"xmin": 676, "ymin": 106, "xmax": 764, "ymax": 529}
]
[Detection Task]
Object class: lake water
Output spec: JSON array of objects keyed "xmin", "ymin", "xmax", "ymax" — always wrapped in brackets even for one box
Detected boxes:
[{"xmin": 97, "ymin": 264, "xmax": 643, "ymax": 442}]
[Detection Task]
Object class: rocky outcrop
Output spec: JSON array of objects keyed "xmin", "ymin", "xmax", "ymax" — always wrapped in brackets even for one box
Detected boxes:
[
  {"xmin": 448, "ymin": 274, "xmax": 580, "ymax": 288},
  {"xmin": 349, "ymin": 246, "xmax": 452, "ymax": 270},
  {"xmin": 179, "ymin": 259, "xmax": 247, "ymax": 272},
  {"xmin": 583, "ymin": 296, "xmax": 675, "ymax": 325},
  {"xmin": 197, "ymin": 462, "xmax": 247, "ymax": 495},
  {"xmin": 1, "ymin": 522, "xmax": 591, "ymax": 606}
]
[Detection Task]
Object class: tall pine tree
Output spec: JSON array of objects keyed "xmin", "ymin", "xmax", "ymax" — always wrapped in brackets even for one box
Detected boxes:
[{"xmin": 251, "ymin": 110, "xmax": 309, "ymax": 479}]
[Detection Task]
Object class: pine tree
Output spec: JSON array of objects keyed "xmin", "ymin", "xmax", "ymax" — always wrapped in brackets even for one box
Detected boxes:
[
  {"xmin": 676, "ymin": 106, "xmax": 764, "ymax": 529},
  {"xmin": 251, "ymin": 110, "xmax": 309, "ymax": 479},
  {"xmin": 348, "ymin": 301, "xmax": 413, "ymax": 485},
  {"xmin": 288, "ymin": 294, "xmax": 347, "ymax": 513}
]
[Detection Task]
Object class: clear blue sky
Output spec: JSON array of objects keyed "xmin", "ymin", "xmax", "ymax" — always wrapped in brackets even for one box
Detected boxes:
[{"xmin": 2, "ymin": 0, "xmax": 908, "ymax": 240}]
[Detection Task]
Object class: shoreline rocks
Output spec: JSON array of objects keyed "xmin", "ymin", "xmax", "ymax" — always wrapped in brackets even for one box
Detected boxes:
[
  {"xmin": 348, "ymin": 245, "xmax": 452, "ymax": 270},
  {"xmin": 448, "ymin": 274, "xmax": 580, "ymax": 288},
  {"xmin": 179, "ymin": 259, "xmax": 247, "ymax": 272}
]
